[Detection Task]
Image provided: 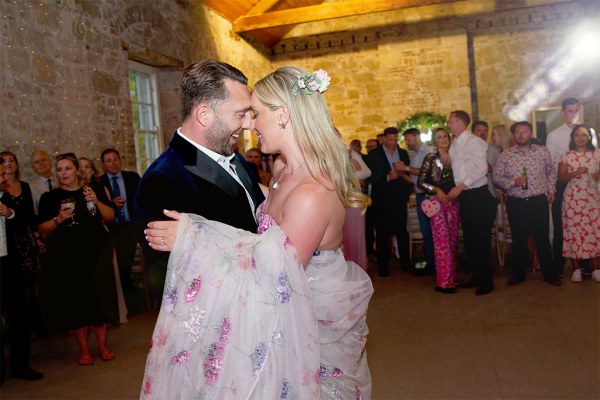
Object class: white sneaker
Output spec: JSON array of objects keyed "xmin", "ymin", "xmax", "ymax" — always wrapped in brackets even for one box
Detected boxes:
[
  {"xmin": 571, "ymin": 269, "xmax": 583, "ymax": 282},
  {"xmin": 592, "ymin": 270, "xmax": 600, "ymax": 283}
]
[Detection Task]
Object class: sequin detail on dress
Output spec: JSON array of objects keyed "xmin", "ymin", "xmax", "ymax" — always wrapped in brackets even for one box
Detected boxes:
[
  {"xmin": 276, "ymin": 272, "xmax": 291, "ymax": 303},
  {"xmin": 170, "ymin": 350, "xmax": 189, "ymax": 365},
  {"xmin": 184, "ymin": 277, "xmax": 202, "ymax": 303},
  {"xmin": 252, "ymin": 342, "xmax": 267, "ymax": 375},
  {"xmin": 203, "ymin": 317, "xmax": 231, "ymax": 385}
]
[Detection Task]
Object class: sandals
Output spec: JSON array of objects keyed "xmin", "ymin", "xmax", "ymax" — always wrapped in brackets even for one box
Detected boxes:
[
  {"xmin": 99, "ymin": 349, "xmax": 115, "ymax": 361},
  {"xmin": 78, "ymin": 354, "xmax": 93, "ymax": 366}
]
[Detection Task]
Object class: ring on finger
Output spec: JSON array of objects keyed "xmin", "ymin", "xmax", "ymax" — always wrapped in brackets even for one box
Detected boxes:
[{"xmin": 160, "ymin": 238, "xmax": 166, "ymax": 247}]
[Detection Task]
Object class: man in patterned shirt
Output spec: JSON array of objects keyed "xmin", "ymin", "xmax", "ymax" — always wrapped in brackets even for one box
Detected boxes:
[{"xmin": 493, "ymin": 121, "xmax": 561, "ymax": 286}]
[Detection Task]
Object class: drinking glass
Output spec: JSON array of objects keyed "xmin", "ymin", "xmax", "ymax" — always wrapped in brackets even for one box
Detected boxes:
[{"xmin": 61, "ymin": 197, "xmax": 78, "ymax": 226}]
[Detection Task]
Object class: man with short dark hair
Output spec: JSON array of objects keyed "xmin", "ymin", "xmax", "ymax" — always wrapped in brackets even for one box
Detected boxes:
[
  {"xmin": 472, "ymin": 120, "xmax": 489, "ymax": 141},
  {"xmin": 365, "ymin": 139, "xmax": 378, "ymax": 154},
  {"xmin": 397, "ymin": 128, "xmax": 435, "ymax": 275},
  {"xmin": 100, "ymin": 148, "xmax": 141, "ymax": 309},
  {"xmin": 493, "ymin": 121, "xmax": 560, "ymax": 286},
  {"xmin": 366, "ymin": 127, "xmax": 413, "ymax": 276},
  {"xmin": 134, "ymin": 60, "xmax": 264, "ymax": 302},
  {"xmin": 446, "ymin": 111, "xmax": 497, "ymax": 295}
]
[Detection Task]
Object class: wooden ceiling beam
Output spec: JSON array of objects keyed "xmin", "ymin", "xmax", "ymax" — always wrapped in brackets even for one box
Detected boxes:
[
  {"xmin": 233, "ymin": 0, "xmax": 464, "ymax": 32},
  {"xmin": 247, "ymin": 0, "xmax": 281, "ymax": 15}
]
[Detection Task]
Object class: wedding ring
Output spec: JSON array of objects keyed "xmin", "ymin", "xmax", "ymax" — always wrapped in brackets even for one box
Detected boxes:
[{"xmin": 160, "ymin": 238, "xmax": 166, "ymax": 247}]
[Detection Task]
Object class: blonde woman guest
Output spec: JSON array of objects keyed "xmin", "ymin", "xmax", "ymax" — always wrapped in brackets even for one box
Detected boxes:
[
  {"xmin": 140, "ymin": 66, "xmax": 373, "ymax": 399},
  {"xmin": 557, "ymin": 125, "xmax": 600, "ymax": 282},
  {"xmin": 417, "ymin": 128, "xmax": 460, "ymax": 293},
  {"xmin": 38, "ymin": 153, "xmax": 117, "ymax": 366},
  {"xmin": 491, "ymin": 124, "xmax": 512, "ymax": 152}
]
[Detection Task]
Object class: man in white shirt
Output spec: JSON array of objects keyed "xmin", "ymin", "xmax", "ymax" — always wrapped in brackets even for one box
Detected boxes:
[
  {"xmin": 446, "ymin": 111, "xmax": 498, "ymax": 295},
  {"xmin": 28, "ymin": 150, "xmax": 55, "ymax": 215},
  {"xmin": 545, "ymin": 98, "xmax": 591, "ymax": 274},
  {"xmin": 473, "ymin": 120, "xmax": 501, "ymax": 197}
]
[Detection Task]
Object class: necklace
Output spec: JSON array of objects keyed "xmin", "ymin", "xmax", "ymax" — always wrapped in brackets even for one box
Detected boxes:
[{"xmin": 272, "ymin": 162, "xmax": 305, "ymax": 189}]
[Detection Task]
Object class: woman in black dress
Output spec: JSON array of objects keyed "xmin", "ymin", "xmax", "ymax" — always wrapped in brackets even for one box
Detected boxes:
[
  {"xmin": 0, "ymin": 151, "xmax": 43, "ymax": 380},
  {"xmin": 38, "ymin": 153, "xmax": 117, "ymax": 366}
]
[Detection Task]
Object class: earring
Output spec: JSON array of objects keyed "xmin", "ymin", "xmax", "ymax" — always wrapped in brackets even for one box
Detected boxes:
[{"xmin": 279, "ymin": 121, "xmax": 286, "ymax": 129}]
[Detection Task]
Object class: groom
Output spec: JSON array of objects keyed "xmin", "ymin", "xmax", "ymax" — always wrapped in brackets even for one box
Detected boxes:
[{"xmin": 134, "ymin": 60, "xmax": 264, "ymax": 305}]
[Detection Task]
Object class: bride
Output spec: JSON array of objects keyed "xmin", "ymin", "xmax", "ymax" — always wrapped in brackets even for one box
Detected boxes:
[{"xmin": 141, "ymin": 66, "xmax": 373, "ymax": 399}]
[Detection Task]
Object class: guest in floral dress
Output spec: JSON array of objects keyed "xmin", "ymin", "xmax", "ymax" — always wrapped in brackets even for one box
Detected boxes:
[
  {"xmin": 417, "ymin": 128, "xmax": 460, "ymax": 293},
  {"xmin": 557, "ymin": 125, "xmax": 600, "ymax": 282}
]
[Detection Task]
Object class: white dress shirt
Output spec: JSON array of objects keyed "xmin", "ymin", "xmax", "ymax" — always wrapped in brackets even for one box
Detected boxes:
[
  {"xmin": 449, "ymin": 131, "xmax": 488, "ymax": 189},
  {"xmin": 29, "ymin": 174, "xmax": 55, "ymax": 215},
  {"xmin": 350, "ymin": 150, "xmax": 371, "ymax": 181},
  {"xmin": 410, "ymin": 143, "xmax": 433, "ymax": 193},
  {"xmin": 177, "ymin": 129, "xmax": 256, "ymax": 220},
  {"xmin": 546, "ymin": 124, "xmax": 572, "ymax": 174}
]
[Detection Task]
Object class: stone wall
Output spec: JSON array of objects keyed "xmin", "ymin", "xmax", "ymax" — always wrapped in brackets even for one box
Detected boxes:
[
  {"xmin": 272, "ymin": 1, "xmax": 600, "ymax": 145},
  {"xmin": 1, "ymin": 0, "xmax": 270, "ymax": 179},
  {"xmin": 2, "ymin": 0, "xmax": 598, "ymax": 174}
]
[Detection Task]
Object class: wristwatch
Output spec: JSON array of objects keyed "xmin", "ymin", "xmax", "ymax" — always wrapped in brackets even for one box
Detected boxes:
[{"xmin": 53, "ymin": 217, "xmax": 59, "ymax": 225}]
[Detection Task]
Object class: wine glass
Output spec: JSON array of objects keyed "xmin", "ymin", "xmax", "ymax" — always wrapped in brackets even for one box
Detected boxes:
[{"xmin": 61, "ymin": 197, "xmax": 78, "ymax": 226}]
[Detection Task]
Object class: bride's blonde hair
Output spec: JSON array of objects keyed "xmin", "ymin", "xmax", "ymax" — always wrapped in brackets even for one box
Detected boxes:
[{"xmin": 253, "ymin": 66, "xmax": 370, "ymax": 210}]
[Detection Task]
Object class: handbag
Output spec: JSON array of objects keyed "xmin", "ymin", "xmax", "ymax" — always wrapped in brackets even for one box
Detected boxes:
[{"xmin": 421, "ymin": 197, "xmax": 441, "ymax": 218}]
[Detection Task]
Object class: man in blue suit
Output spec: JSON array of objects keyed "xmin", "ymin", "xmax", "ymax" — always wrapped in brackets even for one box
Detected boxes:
[{"xmin": 134, "ymin": 60, "xmax": 264, "ymax": 304}]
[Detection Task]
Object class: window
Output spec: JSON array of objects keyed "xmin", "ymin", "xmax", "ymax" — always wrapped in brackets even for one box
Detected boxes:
[{"xmin": 129, "ymin": 60, "xmax": 162, "ymax": 173}]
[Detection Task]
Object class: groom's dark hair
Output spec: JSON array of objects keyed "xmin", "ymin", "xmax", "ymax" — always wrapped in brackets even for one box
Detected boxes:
[{"xmin": 180, "ymin": 59, "xmax": 248, "ymax": 121}]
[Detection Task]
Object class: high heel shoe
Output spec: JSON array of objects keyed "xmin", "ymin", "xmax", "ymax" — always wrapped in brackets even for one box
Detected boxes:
[
  {"xmin": 78, "ymin": 354, "xmax": 93, "ymax": 366},
  {"xmin": 99, "ymin": 349, "xmax": 115, "ymax": 361}
]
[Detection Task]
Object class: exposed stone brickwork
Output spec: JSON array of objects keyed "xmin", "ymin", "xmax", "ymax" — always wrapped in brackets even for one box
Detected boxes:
[
  {"xmin": 1, "ymin": 1, "xmax": 269, "ymax": 180},
  {"xmin": 273, "ymin": 1, "xmax": 599, "ymax": 144},
  {"xmin": 1, "ymin": 0, "xmax": 598, "ymax": 174}
]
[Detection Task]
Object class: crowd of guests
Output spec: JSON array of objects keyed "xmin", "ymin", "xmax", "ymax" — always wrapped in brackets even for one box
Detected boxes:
[
  {"xmin": 0, "ymin": 148, "xmax": 141, "ymax": 382},
  {"xmin": 348, "ymin": 97, "xmax": 599, "ymax": 294}
]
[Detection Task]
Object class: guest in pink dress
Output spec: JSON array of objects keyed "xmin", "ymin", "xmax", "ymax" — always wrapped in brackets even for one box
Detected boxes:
[
  {"xmin": 342, "ymin": 147, "xmax": 371, "ymax": 270},
  {"xmin": 417, "ymin": 128, "xmax": 460, "ymax": 293}
]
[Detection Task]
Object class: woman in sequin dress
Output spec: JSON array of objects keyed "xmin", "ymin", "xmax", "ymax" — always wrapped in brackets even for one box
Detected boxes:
[
  {"xmin": 140, "ymin": 67, "xmax": 373, "ymax": 399},
  {"xmin": 417, "ymin": 128, "xmax": 460, "ymax": 293},
  {"xmin": 557, "ymin": 125, "xmax": 600, "ymax": 282}
]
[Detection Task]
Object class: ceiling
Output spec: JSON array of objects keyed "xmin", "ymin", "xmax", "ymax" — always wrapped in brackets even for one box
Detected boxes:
[{"xmin": 202, "ymin": 0, "xmax": 466, "ymax": 47}]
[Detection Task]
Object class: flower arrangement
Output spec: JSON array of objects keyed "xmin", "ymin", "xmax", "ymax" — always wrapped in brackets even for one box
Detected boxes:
[{"xmin": 292, "ymin": 69, "xmax": 331, "ymax": 96}]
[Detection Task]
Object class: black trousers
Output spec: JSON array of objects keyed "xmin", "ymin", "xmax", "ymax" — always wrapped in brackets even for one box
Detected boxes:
[
  {"xmin": 109, "ymin": 222, "xmax": 139, "ymax": 291},
  {"xmin": 551, "ymin": 181, "xmax": 567, "ymax": 272},
  {"xmin": 506, "ymin": 195, "xmax": 557, "ymax": 281},
  {"xmin": 0, "ymin": 255, "xmax": 31, "ymax": 375},
  {"xmin": 374, "ymin": 202, "xmax": 409, "ymax": 268},
  {"xmin": 459, "ymin": 185, "xmax": 497, "ymax": 288}
]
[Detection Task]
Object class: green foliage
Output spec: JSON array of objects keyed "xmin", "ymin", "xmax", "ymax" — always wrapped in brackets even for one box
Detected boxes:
[{"xmin": 397, "ymin": 112, "xmax": 447, "ymax": 133}]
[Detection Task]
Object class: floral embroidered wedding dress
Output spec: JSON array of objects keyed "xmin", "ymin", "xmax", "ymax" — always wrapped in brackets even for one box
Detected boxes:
[{"xmin": 140, "ymin": 206, "xmax": 373, "ymax": 399}]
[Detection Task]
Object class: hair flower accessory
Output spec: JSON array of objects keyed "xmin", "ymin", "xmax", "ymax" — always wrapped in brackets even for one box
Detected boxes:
[{"xmin": 292, "ymin": 69, "xmax": 331, "ymax": 96}]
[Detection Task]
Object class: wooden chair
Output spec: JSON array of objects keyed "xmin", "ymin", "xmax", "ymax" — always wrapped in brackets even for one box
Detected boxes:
[
  {"xmin": 408, "ymin": 205, "xmax": 423, "ymax": 262},
  {"xmin": 494, "ymin": 192, "xmax": 511, "ymax": 267}
]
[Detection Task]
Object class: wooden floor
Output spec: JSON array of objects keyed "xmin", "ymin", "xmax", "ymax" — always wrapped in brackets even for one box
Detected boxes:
[{"xmin": 1, "ymin": 256, "xmax": 598, "ymax": 399}]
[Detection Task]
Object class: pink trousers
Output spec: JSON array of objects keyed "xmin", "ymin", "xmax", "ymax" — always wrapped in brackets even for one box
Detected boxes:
[{"xmin": 429, "ymin": 198, "xmax": 460, "ymax": 288}]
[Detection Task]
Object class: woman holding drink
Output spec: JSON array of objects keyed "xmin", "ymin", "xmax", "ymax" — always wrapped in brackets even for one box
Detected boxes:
[{"xmin": 38, "ymin": 153, "xmax": 118, "ymax": 366}]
